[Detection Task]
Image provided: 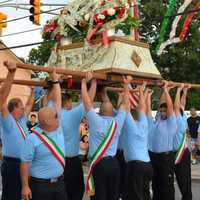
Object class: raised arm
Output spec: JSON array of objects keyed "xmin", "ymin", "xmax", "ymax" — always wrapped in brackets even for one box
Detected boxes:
[
  {"xmin": 24, "ymin": 88, "xmax": 35, "ymax": 115},
  {"xmin": 181, "ymin": 84, "xmax": 190, "ymax": 110},
  {"xmin": 174, "ymin": 84, "xmax": 184, "ymax": 116},
  {"xmin": 0, "ymin": 61, "xmax": 17, "ymax": 118},
  {"xmin": 159, "ymin": 81, "xmax": 175, "ymax": 105},
  {"xmin": 119, "ymin": 76, "xmax": 132, "ymax": 112},
  {"xmin": 138, "ymin": 82, "xmax": 147, "ymax": 113},
  {"xmin": 88, "ymin": 78, "xmax": 97, "ymax": 102},
  {"xmin": 49, "ymin": 70, "xmax": 61, "ymax": 111},
  {"xmin": 162, "ymin": 81, "xmax": 174, "ymax": 117},
  {"xmin": 146, "ymin": 89, "xmax": 154, "ymax": 118},
  {"xmin": 81, "ymin": 72, "xmax": 94, "ymax": 113}
]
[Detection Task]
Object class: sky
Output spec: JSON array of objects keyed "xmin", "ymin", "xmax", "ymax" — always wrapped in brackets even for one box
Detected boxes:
[{"xmin": 0, "ymin": 0, "xmax": 68, "ymax": 59}]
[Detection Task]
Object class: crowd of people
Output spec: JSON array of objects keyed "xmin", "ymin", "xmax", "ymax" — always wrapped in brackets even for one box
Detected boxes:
[{"xmin": 0, "ymin": 61, "xmax": 199, "ymax": 200}]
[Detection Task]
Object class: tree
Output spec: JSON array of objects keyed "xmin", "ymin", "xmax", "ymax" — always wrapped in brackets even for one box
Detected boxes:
[
  {"xmin": 26, "ymin": 40, "xmax": 55, "ymax": 66},
  {"xmin": 140, "ymin": 0, "xmax": 200, "ymax": 109}
]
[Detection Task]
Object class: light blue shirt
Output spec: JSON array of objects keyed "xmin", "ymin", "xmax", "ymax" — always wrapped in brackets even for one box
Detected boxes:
[
  {"xmin": 173, "ymin": 114, "xmax": 188, "ymax": 151},
  {"xmin": 0, "ymin": 113, "xmax": 29, "ymax": 158},
  {"xmin": 47, "ymin": 100, "xmax": 85, "ymax": 157},
  {"xmin": 198, "ymin": 124, "xmax": 200, "ymax": 133},
  {"xmin": 86, "ymin": 108, "xmax": 126, "ymax": 158},
  {"xmin": 148, "ymin": 113, "xmax": 177, "ymax": 153},
  {"xmin": 60, "ymin": 104, "xmax": 85, "ymax": 157},
  {"xmin": 20, "ymin": 126, "xmax": 65, "ymax": 179},
  {"xmin": 122, "ymin": 112, "xmax": 150, "ymax": 162}
]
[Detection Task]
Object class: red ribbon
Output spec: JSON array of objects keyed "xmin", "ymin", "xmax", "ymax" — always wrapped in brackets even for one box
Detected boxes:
[
  {"xmin": 86, "ymin": 22, "xmax": 103, "ymax": 44},
  {"xmin": 179, "ymin": 2, "xmax": 200, "ymax": 41},
  {"xmin": 67, "ymin": 78, "xmax": 73, "ymax": 89},
  {"xmin": 102, "ymin": 30, "xmax": 110, "ymax": 45}
]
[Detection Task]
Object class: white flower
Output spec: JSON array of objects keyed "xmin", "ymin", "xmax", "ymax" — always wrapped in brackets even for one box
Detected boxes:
[
  {"xmin": 107, "ymin": 8, "xmax": 116, "ymax": 16},
  {"xmin": 98, "ymin": 14, "xmax": 105, "ymax": 20},
  {"xmin": 84, "ymin": 13, "xmax": 90, "ymax": 21},
  {"xmin": 125, "ymin": 3, "xmax": 130, "ymax": 9}
]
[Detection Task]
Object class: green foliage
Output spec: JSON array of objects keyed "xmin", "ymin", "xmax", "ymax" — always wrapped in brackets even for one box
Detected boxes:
[
  {"xmin": 140, "ymin": 0, "xmax": 200, "ymax": 109},
  {"xmin": 26, "ymin": 40, "xmax": 56, "ymax": 66}
]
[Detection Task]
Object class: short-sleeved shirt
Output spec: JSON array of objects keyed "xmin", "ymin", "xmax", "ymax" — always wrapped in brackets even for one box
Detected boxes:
[
  {"xmin": 173, "ymin": 114, "xmax": 188, "ymax": 151},
  {"xmin": 122, "ymin": 112, "xmax": 150, "ymax": 162},
  {"xmin": 47, "ymin": 101, "xmax": 85, "ymax": 157},
  {"xmin": 60, "ymin": 104, "xmax": 85, "ymax": 157},
  {"xmin": 20, "ymin": 126, "xmax": 65, "ymax": 179},
  {"xmin": 148, "ymin": 113, "xmax": 177, "ymax": 153},
  {"xmin": 187, "ymin": 116, "xmax": 200, "ymax": 139},
  {"xmin": 197, "ymin": 124, "xmax": 200, "ymax": 134},
  {"xmin": 86, "ymin": 108, "xmax": 126, "ymax": 157},
  {"xmin": 0, "ymin": 113, "xmax": 29, "ymax": 158}
]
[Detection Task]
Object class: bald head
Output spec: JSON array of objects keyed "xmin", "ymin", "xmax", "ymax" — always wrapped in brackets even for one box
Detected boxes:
[
  {"xmin": 38, "ymin": 107, "xmax": 59, "ymax": 131},
  {"xmin": 99, "ymin": 101, "xmax": 113, "ymax": 117}
]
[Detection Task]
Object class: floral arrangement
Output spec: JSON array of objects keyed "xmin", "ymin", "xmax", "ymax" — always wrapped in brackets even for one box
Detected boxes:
[
  {"xmin": 86, "ymin": 0, "xmax": 131, "ymax": 43},
  {"xmin": 42, "ymin": 0, "xmax": 139, "ymax": 44}
]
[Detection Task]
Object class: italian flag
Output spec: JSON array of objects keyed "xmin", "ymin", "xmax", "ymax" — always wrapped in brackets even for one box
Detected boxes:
[
  {"xmin": 175, "ymin": 133, "xmax": 187, "ymax": 165},
  {"xmin": 86, "ymin": 121, "xmax": 117, "ymax": 196}
]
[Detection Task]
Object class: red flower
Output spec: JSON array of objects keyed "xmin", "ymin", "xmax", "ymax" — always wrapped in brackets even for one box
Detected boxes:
[
  {"xmin": 55, "ymin": 33, "xmax": 61, "ymax": 42},
  {"xmin": 93, "ymin": 14, "xmax": 103, "ymax": 24},
  {"xmin": 79, "ymin": 20, "xmax": 87, "ymax": 27},
  {"xmin": 118, "ymin": 6, "xmax": 126, "ymax": 18},
  {"xmin": 101, "ymin": 1, "xmax": 105, "ymax": 6},
  {"xmin": 102, "ymin": 10, "xmax": 108, "ymax": 16}
]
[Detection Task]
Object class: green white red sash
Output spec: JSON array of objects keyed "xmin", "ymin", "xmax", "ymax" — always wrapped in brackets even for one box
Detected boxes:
[
  {"xmin": 15, "ymin": 120, "xmax": 26, "ymax": 140},
  {"xmin": 86, "ymin": 121, "xmax": 117, "ymax": 196},
  {"xmin": 175, "ymin": 133, "xmax": 187, "ymax": 165},
  {"xmin": 32, "ymin": 129, "xmax": 65, "ymax": 169}
]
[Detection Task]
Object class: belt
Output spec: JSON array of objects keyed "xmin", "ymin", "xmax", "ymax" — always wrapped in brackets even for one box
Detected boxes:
[
  {"xmin": 3, "ymin": 156, "xmax": 20, "ymax": 163},
  {"xmin": 102, "ymin": 156, "xmax": 115, "ymax": 160},
  {"xmin": 30, "ymin": 175, "xmax": 64, "ymax": 184},
  {"xmin": 154, "ymin": 151, "xmax": 173, "ymax": 156},
  {"xmin": 65, "ymin": 155, "xmax": 79, "ymax": 160}
]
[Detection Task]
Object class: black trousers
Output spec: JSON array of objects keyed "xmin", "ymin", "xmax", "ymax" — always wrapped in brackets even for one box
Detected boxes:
[
  {"xmin": 124, "ymin": 161, "xmax": 153, "ymax": 200},
  {"xmin": 149, "ymin": 151, "xmax": 175, "ymax": 200},
  {"xmin": 90, "ymin": 156, "xmax": 120, "ymax": 200},
  {"xmin": 30, "ymin": 176, "xmax": 67, "ymax": 200},
  {"xmin": 175, "ymin": 148, "xmax": 192, "ymax": 200},
  {"xmin": 1, "ymin": 157, "xmax": 21, "ymax": 200},
  {"xmin": 64, "ymin": 156, "xmax": 84, "ymax": 200},
  {"xmin": 116, "ymin": 149, "xmax": 126, "ymax": 199}
]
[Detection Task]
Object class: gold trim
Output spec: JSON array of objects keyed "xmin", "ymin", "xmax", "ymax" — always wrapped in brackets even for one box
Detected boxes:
[
  {"xmin": 59, "ymin": 36, "xmax": 149, "ymax": 50},
  {"xmin": 94, "ymin": 68, "xmax": 162, "ymax": 79}
]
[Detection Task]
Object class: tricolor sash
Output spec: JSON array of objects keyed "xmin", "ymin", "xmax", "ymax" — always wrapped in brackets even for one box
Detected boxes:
[
  {"xmin": 86, "ymin": 121, "xmax": 117, "ymax": 196},
  {"xmin": 32, "ymin": 129, "xmax": 65, "ymax": 169},
  {"xmin": 175, "ymin": 133, "xmax": 187, "ymax": 165},
  {"xmin": 15, "ymin": 120, "xmax": 26, "ymax": 140}
]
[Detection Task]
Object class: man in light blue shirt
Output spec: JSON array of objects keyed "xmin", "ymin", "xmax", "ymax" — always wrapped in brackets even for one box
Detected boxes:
[
  {"xmin": 82, "ymin": 75, "xmax": 131, "ymax": 200},
  {"xmin": 60, "ymin": 80, "xmax": 96, "ymax": 200},
  {"xmin": 122, "ymin": 84, "xmax": 153, "ymax": 200},
  {"xmin": 20, "ymin": 70, "xmax": 67, "ymax": 200},
  {"xmin": 148, "ymin": 81, "xmax": 177, "ymax": 200},
  {"xmin": 0, "ymin": 61, "xmax": 35, "ymax": 200},
  {"xmin": 46, "ymin": 77, "xmax": 96, "ymax": 200},
  {"xmin": 173, "ymin": 84, "xmax": 192, "ymax": 200}
]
